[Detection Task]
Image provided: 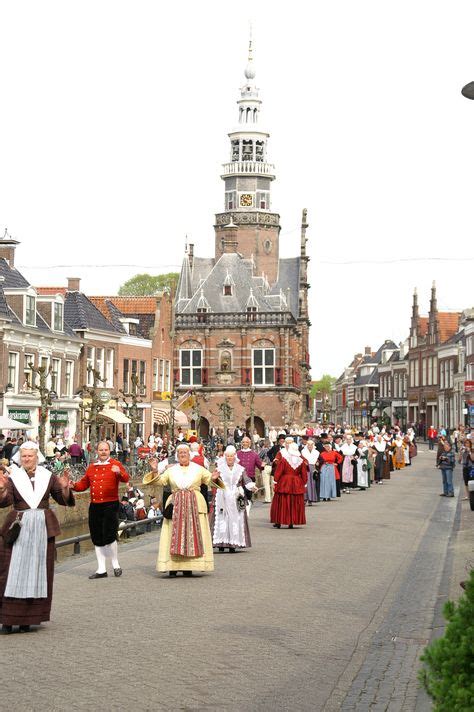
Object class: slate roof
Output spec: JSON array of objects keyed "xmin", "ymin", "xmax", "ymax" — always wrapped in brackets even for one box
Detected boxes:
[
  {"xmin": 0, "ymin": 258, "xmax": 30, "ymax": 288},
  {"xmin": 64, "ymin": 291, "xmax": 118, "ymax": 333},
  {"xmin": 354, "ymin": 369, "xmax": 379, "ymax": 386},
  {"xmin": 0, "ymin": 283, "xmax": 13, "ymax": 320},
  {"xmin": 176, "ymin": 251, "xmax": 299, "ymax": 319}
]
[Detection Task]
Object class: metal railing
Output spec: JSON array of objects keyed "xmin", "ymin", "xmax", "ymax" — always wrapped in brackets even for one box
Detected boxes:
[{"xmin": 55, "ymin": 517, "xmax": 161, "ymax": 558}]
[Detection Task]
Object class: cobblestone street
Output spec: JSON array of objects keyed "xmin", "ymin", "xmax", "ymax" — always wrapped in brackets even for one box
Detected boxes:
[{"xmin": 2, "ymin": 449, "xmax": 469, "ymax": 711}]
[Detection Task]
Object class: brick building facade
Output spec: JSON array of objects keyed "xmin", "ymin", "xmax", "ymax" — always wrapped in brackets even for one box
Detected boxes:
[
  {"xmin": 173, "ymin": 43, "xmax": 311, "ymax": 437},
  {"xmin": 0, "ymin": 232, "xmax": 82, "ymax": 438}
]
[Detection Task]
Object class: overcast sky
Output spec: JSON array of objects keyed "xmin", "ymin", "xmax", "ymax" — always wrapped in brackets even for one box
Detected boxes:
[{"xmin": 1, "ymin": 1, "xmax": 473, "ymax": 378}]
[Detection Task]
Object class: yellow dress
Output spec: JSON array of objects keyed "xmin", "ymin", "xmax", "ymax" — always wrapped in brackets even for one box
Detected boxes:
[{"xmin": 155, "ymin": 463, "xmax": 214, "ymax": 573}]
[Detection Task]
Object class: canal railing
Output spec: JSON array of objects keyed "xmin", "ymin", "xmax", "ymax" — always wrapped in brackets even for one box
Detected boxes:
[{"xmin": 55, "ymin": 517, "xmax": 161, "ymax": 559}]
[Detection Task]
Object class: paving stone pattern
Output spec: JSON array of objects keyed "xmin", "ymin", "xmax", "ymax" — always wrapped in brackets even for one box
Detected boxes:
[{"xmin": 1, "ymin": 450, "xmax": 459, "ymax": 711}]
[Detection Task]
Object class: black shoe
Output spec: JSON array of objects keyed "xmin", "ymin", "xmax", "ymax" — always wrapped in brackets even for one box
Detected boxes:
[
  {"xmin": 289, "ymin": 524, "xmax": 294, "ymax": 529},
  {"xmin": 218, "ymin": 547, "xmax": 225, "ymax": 552},
  {"xmin": 114, "ymin": 568, "xmax": 122, "ymax": 577},
  {"xmin": 89, "ymin": 572, "xmax": 108, "ymax": 579},
  {"xmin": 229, "ymin": 547, "xmax": 236, "ymax": 553},
  {"xmin": 273, "ymin": 523, "xmax": 281, "ymax": 528},
  {"xmin": 19, "ymin": 625, "xmax": 31, "ymax": 633},
  {"xmin": 183, "ymin": 571, "xmax": 193, "ymax": 577},
  {"xmin": 448, "ymin": 494, "xmax": 455, "ymax": 497},
  {"xmin": 1, "ymin": 625, "xmax": 13, "ymax": 635},
  {"xmin": 439, "ymin": 493, "xmax": 447, "ymax": 497},
  {"xmin": 169, "ymin": 571, "xmax": 177, "ymax": 577}
]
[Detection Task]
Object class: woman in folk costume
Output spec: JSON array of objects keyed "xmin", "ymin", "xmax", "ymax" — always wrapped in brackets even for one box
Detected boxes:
[
  {"xmin": 371, "ymin": 435, "xmax": 388, "ymax": 484},
  {"xmin": 146, "ymin": 444, "xmax": 220, "ymax": 576},
  {"xmin": 318, "ymin": 441, "xmax": 343, "ymax": 501},
  {"xmin": 0, "ymin": 442, "xmax": 74, "ymax": 634},
  {"xmin": 341, "ymin": 435, "xmax": 358, "ymax": 493},
  {"xmin": 391, "ymin": 436, "xmax": 407, "ymax": 470},
  {"xmin": 210, "ymin": 446, "xmax": 257, "ymax": 553},
  {"xmin": 406, "ymin": 428, "xmax": 417, "ymax": 461},
  {"xmin": 356, "ymin": 439, "xmax": 370, "ymax": 489},
  {"xmin": 301, "ymin": 439, "xmax": 320, "ymax": 505},
  {"xmin": 403, "ymin": 435, "xmax": 411, "ymax": 466},
  {"xmin": 270, "ymin": 443, "xmax": 308, "ymax": 528}
]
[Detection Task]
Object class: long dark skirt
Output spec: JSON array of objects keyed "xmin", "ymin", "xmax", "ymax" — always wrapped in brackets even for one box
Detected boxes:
[
  {"xmin": 270, "ymin": 493, "xmax": 306, "ymax": 526},
  {"xmin": 89, "ymin": 501, "xmax": 119, "ymax": 546},
  {"xmin": 0, "ymin": 537, "xmax": 55, "ymax": 626}
]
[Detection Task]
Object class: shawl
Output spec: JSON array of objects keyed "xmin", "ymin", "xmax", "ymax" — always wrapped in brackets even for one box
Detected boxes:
[{"xmin": 301, "ymin": 446, "xmax": 319, "ymax": 465}]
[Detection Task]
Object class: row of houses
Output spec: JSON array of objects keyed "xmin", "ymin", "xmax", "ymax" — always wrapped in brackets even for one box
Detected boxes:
[
  {"xmin": 0, "ymin": 230, "xmax": 176, "ymax": 441},
  {"xmin": 330, "ymin": 284, "xmax": 474, "ymax": 432}
]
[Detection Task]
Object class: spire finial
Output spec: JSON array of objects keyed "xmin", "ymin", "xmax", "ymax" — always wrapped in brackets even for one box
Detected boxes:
[
  {"xmin": 244, "ymin": 25, "xmax": 256, "ymax": 81},
  {"xmin": 185, "ymin": 234, "xmax": 188, "ymax": 253}
]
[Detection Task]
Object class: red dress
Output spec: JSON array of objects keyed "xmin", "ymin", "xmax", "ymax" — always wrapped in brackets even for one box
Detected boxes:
[{"xmin": 270, "ymin": 457, "xmax": 308, "ymax": 526}]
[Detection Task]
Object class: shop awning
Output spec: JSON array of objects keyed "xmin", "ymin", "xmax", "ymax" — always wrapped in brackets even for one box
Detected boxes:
[
  {"xmin": 98, "ymin": 408, "xmax": 131, "ymax": 424},
  {"xmin": 152, "ymin": 406, "xmax": 188, "ymax": 427}
]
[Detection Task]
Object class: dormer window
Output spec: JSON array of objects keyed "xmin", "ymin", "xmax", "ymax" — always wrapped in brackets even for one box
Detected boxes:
[
  {"xmin": 196, "ymin": 289, "xmax": 210, "ymax": 322},
  {"xmin": 25, "ymin": 295, "xmax": 36, "ymax": 326},
  {"xmin": 53, "ymin": 302, "xmax": 63, "ymax": 331},
  {"xmin": 246, "ymin": 288, "xmax": 259, "ymax": 321},
  {"xmin": 223, "ymin": 271, "xmax": 234, "ymax": 297},
  {"xmin": 247, "ymin": 306, "xmax": 257, "ymax": 322}
]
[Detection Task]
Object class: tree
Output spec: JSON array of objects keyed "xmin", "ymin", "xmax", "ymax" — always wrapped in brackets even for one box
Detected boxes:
[
  {"xmin": 419, "ymin": 569, "xmax": 474, "ymax": 710},
  {"xmin": 118, "ymin": 272, "xmax": 179, "ymax": 296},
  {"xmin": 310, "ymin": 375, "xmax": 336, "ymax": 400}
]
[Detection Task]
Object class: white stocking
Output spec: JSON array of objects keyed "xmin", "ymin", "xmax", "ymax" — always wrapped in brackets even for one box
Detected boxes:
[
  {"xmin": 106, "ymin": 540, "xmax": 120, "ymax": 569},
  {"xmin": 94, "ymin": 546, "xmax": 107, "ymax": 574}
]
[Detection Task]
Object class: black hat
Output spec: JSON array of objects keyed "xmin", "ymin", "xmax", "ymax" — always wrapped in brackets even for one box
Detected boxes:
[
  {"xmin": 277, "ymin": 433, "xmax": 286, "ymax": 439},
  {"xmin": 121, "ymin": 496, "xmax": 129, "ymax": 502}
]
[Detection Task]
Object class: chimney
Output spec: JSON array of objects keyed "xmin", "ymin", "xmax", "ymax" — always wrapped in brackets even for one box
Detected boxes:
[
  {"xmin": 67, "ymin": 277, "xmax": 81, "ymax": 292},
  {"xmin": 365, "ymin": 346, "xmax": 371, "ymax": 355},
  {"xmin": 0, "ymin": 228, "xmax": 20, "ymax": 268},
  {"xmin": 221, "ymin": 225, "xmax": 239, "ymax": 254}
]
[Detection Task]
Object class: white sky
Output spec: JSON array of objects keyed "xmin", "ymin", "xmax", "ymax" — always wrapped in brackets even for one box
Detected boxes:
[{"xmin": 1, "ymin": 1, "xmax": 473, "ymax": 378}]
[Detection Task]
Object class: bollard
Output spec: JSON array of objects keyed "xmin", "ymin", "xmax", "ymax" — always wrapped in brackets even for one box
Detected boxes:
[{"xmin": 73, "ymin": 541, "xmax": 81, "ymax": 555}]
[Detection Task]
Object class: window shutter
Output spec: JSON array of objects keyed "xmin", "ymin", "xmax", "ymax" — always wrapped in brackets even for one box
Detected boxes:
[
  {"xmin": 173, "ymin": 368, "xmax": 180, "ymax": 386},
  {"xmin": 242, "ymin": 368, "xmax": 251, "ymax": 385},
  {"xmin": 202, "ymin": 368, "xmax": 208, "ymax": 386},
  {"xmin": 275, "ymin": 367, "xmax": 283, "ymax": 386}
]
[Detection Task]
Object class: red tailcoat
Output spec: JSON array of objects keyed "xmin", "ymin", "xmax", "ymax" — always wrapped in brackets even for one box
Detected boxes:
[{"xmin": 74, "ymin": 458, "xmax": 129, "ymax": 503}]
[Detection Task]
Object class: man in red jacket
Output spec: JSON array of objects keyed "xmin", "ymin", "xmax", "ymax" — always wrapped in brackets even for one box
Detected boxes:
[
  {"xmin": 72, "ymin": 441, "xmax": 129, "ymax": 579},
  {"xmin": 427, "ymin": 426, "xmax": 438, "ymax": 451}
]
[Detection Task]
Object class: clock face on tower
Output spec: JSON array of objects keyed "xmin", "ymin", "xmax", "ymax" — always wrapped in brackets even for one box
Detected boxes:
[{"xmin": 240, "ymin": 193, "xmax": 253, "ymax": 207}]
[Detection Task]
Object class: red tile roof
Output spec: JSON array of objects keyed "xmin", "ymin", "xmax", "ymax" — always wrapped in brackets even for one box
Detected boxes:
[
  {"xmin": 89, "ymin": 296, "xmax": 157, "ymax": 315},
  {"xmin": 438, "ymin": 312, "xmax": 461, "ymax": 343},
  {"xmin": 418, "ymin": 312, "xmax": 461, "ymax": 343}
]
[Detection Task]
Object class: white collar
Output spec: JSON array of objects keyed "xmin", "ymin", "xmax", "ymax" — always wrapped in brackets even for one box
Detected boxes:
[
  {"xmin": 374, "ymin": 441, "xmax": 386, "ymax": 452},
  {"xmin": 301, "ymin": 446, "xmax": 319, "ymax": 464},
  {"xmin": 240, "ymin": 448, "xmax": 251, "ymax": 452},
  {"xmin": 96, "ymin": 458, "xmax": 111, "ymax": 466},
  {"xmin": 281, "ymin": 448, "xmax": 303, "ymax": 469},
  {"xmin": 9, "ymin": 466, "xmax": 51, "ymax": 509}
]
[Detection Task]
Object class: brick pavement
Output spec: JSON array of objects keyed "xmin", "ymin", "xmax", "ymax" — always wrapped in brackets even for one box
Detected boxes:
[{"xmin": 1, "ymin": 449, "xmax": 462, "ymax": 711}]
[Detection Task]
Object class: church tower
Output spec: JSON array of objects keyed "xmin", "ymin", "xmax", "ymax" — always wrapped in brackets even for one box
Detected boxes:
[{"xmin": 214, "ymin": 37, "xmax": 281, "ymax": 284}]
